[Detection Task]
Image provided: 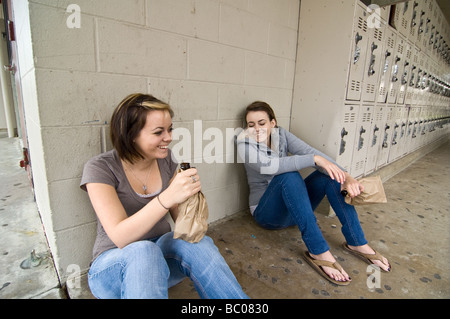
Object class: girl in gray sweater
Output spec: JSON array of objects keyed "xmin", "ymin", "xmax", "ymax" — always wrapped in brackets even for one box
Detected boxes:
[{"xmin": 236, "ymin": 101, "xmax": 390, "ymax": 285}]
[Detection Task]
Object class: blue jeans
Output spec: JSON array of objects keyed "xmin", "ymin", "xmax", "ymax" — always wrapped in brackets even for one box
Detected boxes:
[
  {"xmin": 253, "ymin": 171, "xmax": 367, "ymax": 255},
  {"xmin": 88, "ymin": 232, "xmax": 249, "ymax": 299}
]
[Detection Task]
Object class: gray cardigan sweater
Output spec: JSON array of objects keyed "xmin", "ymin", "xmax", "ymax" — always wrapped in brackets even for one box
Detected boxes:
[{"xmin": 235, "ymin": 126, "xmax": 344, "ymax": 209}]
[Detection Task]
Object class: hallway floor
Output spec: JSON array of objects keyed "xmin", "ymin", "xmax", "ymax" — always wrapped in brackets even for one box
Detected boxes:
[
  {"xmin": 169, "ymin": 140, "xmax": 450, "ymax": 299},
  {"xmin": 1, "ymin": 133, "xmax": 449, "ymax": 299}
]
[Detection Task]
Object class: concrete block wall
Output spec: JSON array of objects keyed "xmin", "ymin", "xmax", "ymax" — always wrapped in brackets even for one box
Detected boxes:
[{"xmin": 13, "ymin": 0, "xmax": 300, "ymax": 280}]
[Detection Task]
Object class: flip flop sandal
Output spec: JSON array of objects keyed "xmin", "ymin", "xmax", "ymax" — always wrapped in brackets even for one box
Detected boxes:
[
  {"xmin": 303, "ymin": 251, "xmax": 351, "ymax": 286},
  {"xmin": 342, "ymin": 242, "xmax": 391, "ymax": 272}
]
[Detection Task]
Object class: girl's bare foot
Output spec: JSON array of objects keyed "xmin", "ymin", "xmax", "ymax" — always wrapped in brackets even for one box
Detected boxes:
[
  {"xmin": 309, "ymin": 250, "xmax": 351, "ymax": 282},
  {"xmin": 346, "ymin": 244, "xmax": 391, "ymax": 272}
]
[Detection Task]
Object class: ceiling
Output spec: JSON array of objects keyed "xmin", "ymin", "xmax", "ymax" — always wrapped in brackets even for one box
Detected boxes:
[{"xmin": 436, "ymin": 0, "xmax": 450, "ymax": 25}]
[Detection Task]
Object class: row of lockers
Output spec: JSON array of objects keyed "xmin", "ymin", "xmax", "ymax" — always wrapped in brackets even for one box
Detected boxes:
[
  {"xmin": 337, "ymin": 103, "xmax": 450, "ymax": 178},
  {"xmin": 346, "ymin": 0, "xmax": 450, "ymax": 105},
  {"xmin": 291, "ymin": 0, "xmax": 449, "ymax": 180}
]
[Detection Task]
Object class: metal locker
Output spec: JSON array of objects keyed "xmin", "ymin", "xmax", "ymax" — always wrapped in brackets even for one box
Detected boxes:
[
  {"xmin": 387, "ymin": 106, "xmax": 407, "ymax": 162},
  {"xmin": 346, "ymin": 3, "xmax": 369, "ymax": 101},
  {"xmin": 407, "ymin": 106, "xmax": 422, "ymax": 152},
  {"xmin": 376, "ymin": 106, "xmax": 395, "ymax": 169},
  {"xmin": 391, "ymin": 1, "xmax": 413, "ymax": 38},
  {"xmin": 405, "ymin": 45, "xmax": 420, "ymax": 105},
  {"xmin": 397, "ymin": 40, "xmax": 414, "ymax": 104},
  {"xmin": 408, "ymin": 1, "xmax": 420, "ymax": 43},
  {"xmin": 350, "ymin": 104, "xmax": 373, "ymax": 178},
  {"xmin": 376, "ymin": 26, "xmax": 397, "ymax": 103},
  {"xmin": 362, "ymin": 22, "xmax": 384, "ymax": 102},
  {"xmin": 364, "ymin": 105, "xmax": 384, "ymax": 175},
  {"xmin": 336, "ymin": 104, "xmax": 358, "ymax": 173},
  {"xmin": 395, "ymin": 106, "xmax": 411, "ymax": 160},
  {"xmin": 387, "ymin": 35, "xmax": 407, "ymax": 104}
]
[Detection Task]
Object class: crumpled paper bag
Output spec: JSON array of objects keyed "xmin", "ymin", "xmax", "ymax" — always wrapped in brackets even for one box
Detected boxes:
[
  {"xmin": 173, "ymin": 189, "xmax": 209, "ymax": 243},
  {"xmin": 342, "ymin": 175, "xmax": 387, "ymax": 206}
]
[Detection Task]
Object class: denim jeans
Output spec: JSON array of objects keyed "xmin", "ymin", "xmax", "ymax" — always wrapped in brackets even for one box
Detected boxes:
[
  {"xmin": 253, "ymin": 171, "xmax": 367, "ymax": 255},
  {"xmin": 88, "ymin": 232, "xmax": 249, "ymax": 299}
]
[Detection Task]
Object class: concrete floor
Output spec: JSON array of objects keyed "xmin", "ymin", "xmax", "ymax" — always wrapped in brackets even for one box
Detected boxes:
[{"xmin": 1, "ymin": 133, "xmax": 449, "ymax": 299}]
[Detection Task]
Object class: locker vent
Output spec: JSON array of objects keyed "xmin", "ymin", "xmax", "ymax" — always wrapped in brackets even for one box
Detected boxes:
[
  {"xmin": 401, "ymin": 18, "xmax": 408, "ymax": 30},
  {"xmin": 387, "ymin": 37, "xmax": 395, "ymax": 49},
  {"xmin": 374, "ymin": 29, "xmax": 383, "ymax": 41},
  {"xmin": 343, "ymin": 112, "xmax": 357, "ymax": 123},
  {"xmin": 365, "ymin": 83, "xmax": 375, "ymax": 94},
  {"xmin": 355, "ymin": 159, "xmax": 365, "ymax": 171},
  {"xmin": 350, "ymin": 80, "xmax": 361, "ymax": 93},
  {"xmin": 397, "ymin": 43, "xmax": 404, "ymax": 55},
  {"xmin": 406, "ymin": 49, "xmax": 412, "ymax": 60},
  {"xmin": 362, "ymin": 112, "xmax": 372, "ymax": 123},
  {"xmin": 357, "ymin": 17, "xmax": 368, "ymax": 32}
]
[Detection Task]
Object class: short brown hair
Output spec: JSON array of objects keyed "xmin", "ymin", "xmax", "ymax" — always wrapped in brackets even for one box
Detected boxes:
[
  {"xmin": 244, "ymin": 101, "xmax": 278, "ymax": 127},
  {"xmin": 110, "ymin": 93, "xmax": 174, "ymax": 163}
]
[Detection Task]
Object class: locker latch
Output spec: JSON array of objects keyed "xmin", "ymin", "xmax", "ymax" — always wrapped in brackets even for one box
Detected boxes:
[
  {"xmin": 372, "ymin": 125, "xmax": 379, "ymax": 146},
  {"xmin": 382, "ymin": 124, "xmax": 390, "ymax": 148},
  {"xmin": 357, "ymin": 126, "xmax": 366, "ymax": 151},
  {"xmin": 339, "ymin": 128, "xmax": 348, "ymax": 156},
  {"xmin": 353, "ymin": 32, "xmax": 362, "ymax": 64}
]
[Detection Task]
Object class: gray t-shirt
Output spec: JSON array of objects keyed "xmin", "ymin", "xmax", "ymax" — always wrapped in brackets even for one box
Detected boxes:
[{"xmin": 80, "ymin": 149, "xmax": 177, "ymax": 262}]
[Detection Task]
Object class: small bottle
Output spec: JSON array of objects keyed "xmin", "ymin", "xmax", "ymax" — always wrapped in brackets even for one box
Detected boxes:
[{"xmin": 180, "ymin": 162, "xmax": 191, "ymax": 171}]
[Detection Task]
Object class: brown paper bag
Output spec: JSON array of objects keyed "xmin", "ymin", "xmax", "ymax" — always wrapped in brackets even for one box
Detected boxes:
[
  {"xmin": 173, "ymin": 191, "xmax": 209, "ymax": 243},
  {"xmin": 343, "ymin": 176, "xmax": 387, "ymax": 206}
]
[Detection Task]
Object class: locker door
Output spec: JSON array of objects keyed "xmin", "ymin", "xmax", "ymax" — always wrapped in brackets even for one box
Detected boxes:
[
  {"xmin": 364, "ymin": 105, "xmax": 384, "ymax": 175},
  {"xmin": 376, "ymin": 106, "xmax": 395, "ymax": 169},
  {"xmin": 395, "ymin": 106, "xmax": 410, "ymax": 160},
  {"xmin": 350, "ymin": 104, "xmax": 373, "ymax": 178},
  {"xmin": 376, "ymin": 27, "xmax": 396, "ymax": 103},
  {"xmin": 397, "ymin": 40, "xmax": 413, "ymax": 104},
  {"xmin": 405, "ymin": 46, "xmax": 420, "ymax": 104},
  {"xmin": 387, "ymin": 35, "xmax": 406, "ymax": 104},
  {"xmin": 387, "ymin": 107, "xmax": 404, "ymax": 162},
  {"xmin": 346, "ymin": 4, "xmax": 369, "ymax": 101},
  {"xmin": 335, "ymin": 104, "xmax": 358, "ymax": 172},
  {"xmin": 408, "ymin": 1, "xmax": 419, "ymax": 43},
  {"xmin": 362, "ymin": 23, "xmax": 384, "ymax": 102},
  {"xmin": 391, "ymin": 1, "xmax": 413, "ymax": 38},
  {"xmin": 409, "ymin": 106, "xmax": 421, "ymax": 152}
]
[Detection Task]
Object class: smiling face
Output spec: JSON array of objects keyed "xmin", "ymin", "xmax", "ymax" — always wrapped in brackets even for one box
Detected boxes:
[
  {"xmin": 246, "ymin": 110, "xmax": 277, "ymax": 145},
  {"xmin": 134, "ymin": 110, "xmax": 173, "ymax": 160}
]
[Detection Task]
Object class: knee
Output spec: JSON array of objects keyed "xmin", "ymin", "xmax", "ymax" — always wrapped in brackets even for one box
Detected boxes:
[
  {"xmin": 274, "ymin": 171, "xmax": 304, "ymax": 184},
  {"xmin": 122, "ymin": 240, "xmax": 165, "ymax": 266}
]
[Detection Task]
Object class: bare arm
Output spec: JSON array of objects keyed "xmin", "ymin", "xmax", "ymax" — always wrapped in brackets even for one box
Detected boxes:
[{"xmin": 86, "ymin": 168, "xmax": 200, "ymax": 248}]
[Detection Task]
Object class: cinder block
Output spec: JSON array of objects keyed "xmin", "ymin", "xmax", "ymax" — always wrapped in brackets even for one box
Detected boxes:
[
  {"xmin": 29, "ymin": 3, "xmax": 96, "ymax": 72},
  {"xmin": 248, "ymin": 0, "xmax": 292, "ymax": 28},
  {"xmin": 41, "ymin": 126, "xmax": 102, "ymax": 182},
  {"xmin": 35, "ymin": 69, "xmax": 147, "ymax": 127},
  {"xmin": 203, "ymin": 183, "xmax": 241, "ymax": 222},
  {"xmin": 49, "ymin": 178, "xmax": 97, "ymax": 232},
  {"xmin": 54, "ymin": 222, "xmax": 97, "ymax": 278},
  {"xmin": 219, "ymin": 4, "xmax": 269, "ymax": 53},
  {"xmin": 245, "ymin": 52, "xmax": 288, "ymax": 88},
  {"xmin": 188, "ymin": 39, "xmax": 245, "ymax": 85},
  {"xmin": 268, "ymin": 24, "xmax": 298, "ymax": 60},
  {"xmin": 147, "ymin": 78, "xmax": 218, "ymax": 121},
  {"xmin": 218, "ymin": 84, "xmax": 267, "ymax": 120},
  {"xmin": 98, "ymin": 19, "xmax": 187, "ymax": 78},
  {"xmin": 32, "ymin": 0, "xmax": 146, "ymax": 25},
  {"xmin": 147, "ymin": 0, "xmax": 219, "ymax": 41}
]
